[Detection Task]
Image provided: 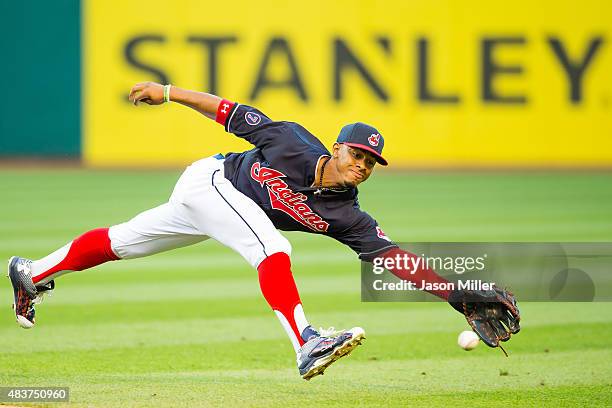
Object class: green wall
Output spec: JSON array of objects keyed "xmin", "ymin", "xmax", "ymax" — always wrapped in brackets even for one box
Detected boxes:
[{"xmin": 0, "ymin": 1, "xmax": 80, "ymax": 157}]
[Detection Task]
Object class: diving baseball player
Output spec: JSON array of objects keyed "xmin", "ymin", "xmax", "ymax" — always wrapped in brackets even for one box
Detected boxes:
[{"xmin": 8, "ymin": 82, "xmax": 520, "ymax": 380}]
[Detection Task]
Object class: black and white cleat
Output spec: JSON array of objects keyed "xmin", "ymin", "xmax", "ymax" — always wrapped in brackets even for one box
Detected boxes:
[
  {"xmin": 297, "ymin": 327, "xmax": 366, "ymax": 381},
  {"xmin": 7, "ymin": 256, "xmax": 54, "ymax": 329}
]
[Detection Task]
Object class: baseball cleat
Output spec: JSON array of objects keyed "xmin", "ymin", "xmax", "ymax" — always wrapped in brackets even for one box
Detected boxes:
[
  {"xmin": 297, "ymin": 326, "xmax": 365, "ymax": 380},
  {"xmin": 7, "ymin": 256, "xmax": 54, "ymax": 329}
]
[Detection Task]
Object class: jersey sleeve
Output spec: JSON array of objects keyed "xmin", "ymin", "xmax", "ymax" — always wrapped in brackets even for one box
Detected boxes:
[
  {"xmin": 333, "ymin": 210, "xmax": 399, "ymax": 262},
  {"xmin": 215, "ymin": 99, "xmax": 280, "ymax": 148}
]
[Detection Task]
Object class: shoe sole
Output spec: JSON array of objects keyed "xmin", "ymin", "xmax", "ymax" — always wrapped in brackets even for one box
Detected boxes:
[
  {"xmin": 16, "ymin": 314, "xmax": 34, "ymax": 329},
  {"xmin": 302, "ymin": 327, "xmax": 365, "ymax": 381},
  {"xmin": 7, "ymin": 256, "xmax": 36, "ymax": 329}
]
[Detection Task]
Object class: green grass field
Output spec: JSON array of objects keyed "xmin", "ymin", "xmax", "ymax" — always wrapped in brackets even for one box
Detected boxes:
[{"xmin": 1, "ymin": 169, "xmax": 611, "ymax": 407}]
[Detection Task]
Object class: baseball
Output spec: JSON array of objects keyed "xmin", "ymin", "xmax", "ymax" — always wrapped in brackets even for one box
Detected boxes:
[{"xmin": 458, "ymin": 330, "xmax": 480, "ymax": 350}]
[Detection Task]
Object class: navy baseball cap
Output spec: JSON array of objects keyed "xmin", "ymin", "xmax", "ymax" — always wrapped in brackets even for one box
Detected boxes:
[{"xmin": 336, "ymin": 122, "xmax": 388, "ymax": 166}]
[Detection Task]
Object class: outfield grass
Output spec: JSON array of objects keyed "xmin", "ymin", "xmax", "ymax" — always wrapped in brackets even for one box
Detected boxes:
[{"xmin": 0, "ymin": 169, "xmax": 611, "ymax": 407}]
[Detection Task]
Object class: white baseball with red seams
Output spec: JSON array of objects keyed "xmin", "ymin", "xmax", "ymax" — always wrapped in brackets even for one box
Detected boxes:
[{"xmin": 458, "ymin": 330, "xmax": 480, "ymax": 350}]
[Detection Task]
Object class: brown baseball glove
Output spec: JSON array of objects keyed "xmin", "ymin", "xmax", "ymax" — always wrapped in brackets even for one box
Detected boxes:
[{"xmin": 448, "ymin": 286, "xmax": 521, "ymax": 356}]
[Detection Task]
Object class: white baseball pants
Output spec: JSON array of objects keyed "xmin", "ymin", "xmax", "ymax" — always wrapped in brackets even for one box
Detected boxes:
[{"xmin": 108, "ymin": 155, "xmax": 291, "ymax": 268}]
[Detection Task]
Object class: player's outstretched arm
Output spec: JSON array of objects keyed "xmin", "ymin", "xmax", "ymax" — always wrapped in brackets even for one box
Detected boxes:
[
  {"xmin": 378, "ymin": 247, "xmax": 521, "ymax": 351},
  {"xmin": 377, "ymin": 247, "xmax": 452, "ymax": 300},
  {"xmin": 128, "ymin": 82, "xmax": 222, "ymax": 120}
]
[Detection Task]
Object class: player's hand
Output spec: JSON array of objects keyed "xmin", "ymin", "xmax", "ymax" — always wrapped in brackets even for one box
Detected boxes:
[{"xmin": 129, "ymin": 82, "xmax": 165, "ymax": 106}]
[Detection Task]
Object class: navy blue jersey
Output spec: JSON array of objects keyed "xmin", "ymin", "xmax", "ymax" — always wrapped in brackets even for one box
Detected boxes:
[{"xmin": 216, "ymin": 100, "xmax": 397, "ymax": 261}]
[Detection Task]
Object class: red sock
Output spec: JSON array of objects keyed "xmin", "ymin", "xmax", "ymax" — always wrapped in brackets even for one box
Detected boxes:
[
  {"xmin": 380, "ymin": 248, "xmax": 452, "ymax": 299},
  {"xmin": 257, "ymin": 252, "xmax": 309, "ymax": 350},
  {"xmin": 31, "ymin": 228, "xmax": 120, "ymax": 284}
]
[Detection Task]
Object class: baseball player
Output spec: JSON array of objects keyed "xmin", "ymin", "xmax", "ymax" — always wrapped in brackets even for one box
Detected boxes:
[{"xmin": 8, "ymin": 82, "xmax": 520, "ymax": 380}]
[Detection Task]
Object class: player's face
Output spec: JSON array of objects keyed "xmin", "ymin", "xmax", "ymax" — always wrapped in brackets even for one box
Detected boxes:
[{"xmin": 332, "ymin": 143, "xmax": 377, "ymax": 187}]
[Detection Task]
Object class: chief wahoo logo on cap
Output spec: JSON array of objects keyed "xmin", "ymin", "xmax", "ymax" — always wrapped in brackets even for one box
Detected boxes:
[{"xmin": 368, "ymin": 133, "xmax": 381, "ymax": 147}]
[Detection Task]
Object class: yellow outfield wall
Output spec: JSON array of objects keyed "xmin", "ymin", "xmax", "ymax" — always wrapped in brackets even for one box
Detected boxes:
[{"xmin": 83, "ymin": 0, "xmax": 612, "ymax": 168}]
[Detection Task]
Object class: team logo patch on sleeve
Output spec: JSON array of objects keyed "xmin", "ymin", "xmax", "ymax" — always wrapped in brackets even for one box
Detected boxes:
[
  {"xmin": 245, "ymin": 111, "xmax": 262, "ymax": 126},
  {"xmin": 250, "ymin": 162, "xmax": 329, "ymax": 232},
  {"xmin": 376, "ymin": 226, "xmax": 391, "ymax": 241}
]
